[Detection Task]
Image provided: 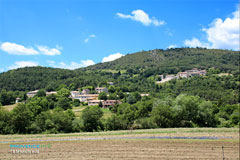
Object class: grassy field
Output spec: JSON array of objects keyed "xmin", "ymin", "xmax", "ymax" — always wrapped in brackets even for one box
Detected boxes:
[
  {"xmin": 0, "ymin": 128, "xmax": 239, "ymax": 159},
  {"xmin": 72, "ymin": 106, "xmax": 113, "ymax": 119},
  {"xmin": 100, "ymin": 69, "xmax": 126, "ymax": 74},
  {"xmin": 2, "ymin": 103, "xmax": 17, "ymax": 111}
]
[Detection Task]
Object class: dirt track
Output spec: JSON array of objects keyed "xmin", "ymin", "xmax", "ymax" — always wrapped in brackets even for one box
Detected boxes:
[{"xmin": 0, "ymin": 128, "xmax": 239, "ymax": 160}]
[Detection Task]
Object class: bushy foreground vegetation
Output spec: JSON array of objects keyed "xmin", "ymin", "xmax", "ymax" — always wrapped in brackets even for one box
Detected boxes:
[{"xmin": 0, "ymin": 90, "xmax": 238, "ymax": 134}]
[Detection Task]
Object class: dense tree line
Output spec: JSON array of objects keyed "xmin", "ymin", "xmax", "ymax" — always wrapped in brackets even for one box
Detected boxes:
[
  {"xmin": 105, "ymin": 95, "xmax": 239, "ymax": 130},
  {"xmin": 0, "ymin": 93, "xmax": 238, "ymax": 134}
]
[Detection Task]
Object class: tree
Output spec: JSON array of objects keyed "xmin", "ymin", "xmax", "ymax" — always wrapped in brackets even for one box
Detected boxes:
[
  {"xmin": 108, "ymin": 93, "xmax": 118, "ymax": 100},
  {"xmin": 195, "ymin": 101, "xmax": 217, "ymax": 127},
  {"xmin": 127, "ymin": 94, "xmax": 136, "ymax": 104},
  {"xmin": 105, "ymin": 115, "xmax": 122, "ymax": 130},
  {"xmin": 30, "ymin": 111, "xmax": 53, "ymax": 133},
  {"xmin": 98, "ymin": 92, "xmax": 107, "ymax": 101},
  {"xmin": 133, "ymin": 117, "xmax": 157, "ymax": 129},
  {"xmin": 108, "ymin": 86, "xmax": 116, "ymax": 93},
  {"xmin": 57, "ymin": 97, "xmax": 71, "ymax": 110},
  {"xmin": 82, "ymin": 106, "xmax": 103, "ymax": 132},
  {"xmin": 46, "ymin": 94, "xmax": 57, "ymax": 109},
  {"xmin": 26, "ymin": 97, "xmax": 49, "ymax": 116},
  {"xmin": 0, "ymin": 108, "xmax": 12, "ymax": 134},
  {"xmin": 57, "ymin": 88, "xmax": 70, "ymax": 98},
  {"xmin": 133, "ymin": 92, "xmax": 141, "ymax": 101},
  {"xmin": 172, "ymin": 94, "xmax": 218, "ymax": 127},
  {"xmin": 69, "ymin": 83, "xmax": 77, "ymax": 91},
  {"xmin": 135, "ymin": 101, "xmax": 153, "ymax": 118},
  {"xmin": 36, "ymin": 89, "xmax": 46, "ymax": 97},
  {"xmin": 117, "ymin": 91, "xmax": 125, "ymax": 99},
  {"xmin": 11, "ymin": 103, "xmax": 34, "ymax": 133},
  {"xmin": 98, "ymin": 101, "xmax": 103, "ymax": 107},
  {"xmin": 51, "ymin": 109, "xmax": 75, "ymax": 133},
  {"xmin": 230, "ymin": 110, "xmax": 240, "ymax": 126},
  {"xmin": 0, "ymin": 90, "xmax": 16, "ymax": 106},
  {"xmin": 57, "ymin": 84, "xmax": 68, "ymax": 91},
  {"xmin": 116, "ymin": 103, "xmax": 137, "ymax": 129},
  {"xmin": 151, "ymin": 100, "xmax": 174, "ymax": 128},
  {"xmin": 73, "ymin": 99, "xmax": 80, "ymax": 107}
]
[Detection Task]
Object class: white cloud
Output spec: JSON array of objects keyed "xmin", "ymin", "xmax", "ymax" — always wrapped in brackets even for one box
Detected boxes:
[
  {"xmin": 0, "ymin": 42, "xmax": 63, "ymax": 55},
  {"xmin": 8, "ymin": 61, "xmax": 39, "ymax": 70},
  {"xmin": 184, "ymin": 6, "xmax": 239, "ymax": 50},
  {"xmin": 80, "ymin": 60, "xmax": 95, "ymax": 67},
  {"xmin": 152, "ymin": 17, "xmax": 165, "ymax": 26},
  {"xmin": 84, "ymin": 34, "xmax": 96, "ymax": 43},
  {"xmin": 202, "ymin": 7, "xmax": 239, "ymax": 50},
  {"xmin": 167, "ymin": 45, "xmax": 177, "ymax": 49},
  {"xmin": 0, "ymin": 42, "xmax": 39, "ymax": 55},
  {"xmin": 37, "ymin": 45, "xmax": 62, "ymax": 56},
  {"xmin": 116, "ymin": 9, "xmax": 165, "ymax": 26},
  {"xmin": 102, "ymin": 53, "xmax": 124, "ymax": 63},
  {"xmin": 184, "ymin": 38, "xmax": 210, "ymax": 48},
  {"xmin": 47, "ymin": 60, "xmax": 95, "ymax": 70},
  {"xmin": 0, "ymin": 68, "xmax": 4, "ymax": 73}
]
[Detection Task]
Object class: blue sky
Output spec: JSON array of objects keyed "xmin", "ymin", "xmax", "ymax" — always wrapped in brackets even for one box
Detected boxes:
[{"xmin": 0, "ymin": 0, "xmax": 239, "ymax": 72}]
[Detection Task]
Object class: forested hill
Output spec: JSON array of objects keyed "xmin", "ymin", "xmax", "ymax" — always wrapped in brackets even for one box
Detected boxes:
[
  {"xmin": 0, "ymin": 67, "xmax": 75, "ymax": 91},
  {"xmin": 84, "ymin": 48, "xmax": 239, "ymax": 73},
  {"xmin": 0, "ymin": 48, "xmax": 239, "ymax": 91}
]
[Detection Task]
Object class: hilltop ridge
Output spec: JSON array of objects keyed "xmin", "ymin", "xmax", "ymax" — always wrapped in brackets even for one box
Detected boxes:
[
  {"xmin": 84, "ymin": 48, "xmax": 239, "ymax": 73},
  {"xmin": 0, "ymin": 48, "xmax": 239, "ymax": 92}
]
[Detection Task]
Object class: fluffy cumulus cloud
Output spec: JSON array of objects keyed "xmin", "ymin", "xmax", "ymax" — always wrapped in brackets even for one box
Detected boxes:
[
  {"xmin": 37, "ymin": 46, "xmax": 62, "ymax": 56},
  {"xmin": 184, "ymin": 6, "xmax": 239, "ymax": 50},
  {"xmin": 184, "ymin": 38, "xmax": 210, "ymax": 48},
  {"xmin": 8, "ymin": 61, "xmax": 38, "ymax": 70},
  {"xmin": 202, "ymin": 8, "xmax": 239, "ymax": 50},
  {"xmin": 0, "ymin": 42, "xmax": 39, "ymax": 55},
  {"xmin": 102, "ymin": 53, "xmax": 124, "ymax": 63},
  {"xmin": 80, "ymin": 60, "xmax": 95, "ymax": 67},
  {"xmin": 116, "ymin": 9, "xmax": 165, "ymax": 26},
  {"xmin": 167, "ymin": 45, "xmax": 178, "ymax": 49},
  {"xmin": 0, "ymin": 42, "xmax": 63, "ymax": 55},
  {"xmin": 47, "ymin": 60, "xmax": 95, "ymax": 70}
]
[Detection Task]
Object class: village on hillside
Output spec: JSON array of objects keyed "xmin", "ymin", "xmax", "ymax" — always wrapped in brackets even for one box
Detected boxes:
[
  {"xmin": 156, "ymin": 68, "xmax": 207, "ymax": 84},
  {"xmin": 24, "ymin": 68, "xmax": 207, "ymax": 107},
  {"xmin": 26, "ymin": 86, "xmax": 122, "ymax": 107}
]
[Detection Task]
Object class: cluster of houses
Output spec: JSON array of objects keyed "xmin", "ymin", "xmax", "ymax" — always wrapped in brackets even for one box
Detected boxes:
[
  {"xmin": 156, "ymin": 68, "xmax": 207, "ymax": 84},
  {"xmin": 26, "ymin": 87, "xmax": 121, "ymax": 107},
  {"xmin": 70, "ymin": 87, "xmax": 121, "ymax": 107},
  {"xmin": 88, "ymin": 100, "xmax": 121, "ymax": 108}
]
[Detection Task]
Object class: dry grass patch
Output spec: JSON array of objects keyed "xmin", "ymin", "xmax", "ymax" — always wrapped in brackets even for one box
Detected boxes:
[{"xmin": 0, "ymin": 139, "xmax": 239, "ymax": 160}]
